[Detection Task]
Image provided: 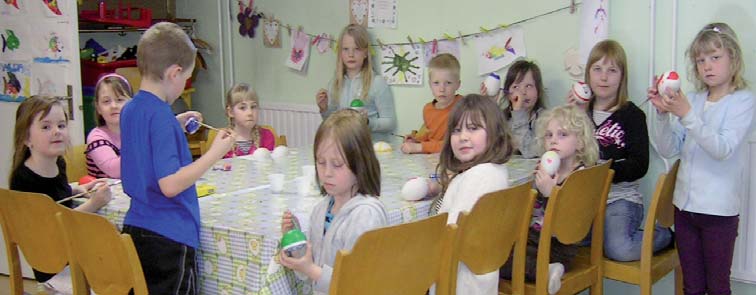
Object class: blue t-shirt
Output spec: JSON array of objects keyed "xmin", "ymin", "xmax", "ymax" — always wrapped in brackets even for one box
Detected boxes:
[{"xmin": 120, "ymin": 90, "xmax": 200, "ymax": 248}]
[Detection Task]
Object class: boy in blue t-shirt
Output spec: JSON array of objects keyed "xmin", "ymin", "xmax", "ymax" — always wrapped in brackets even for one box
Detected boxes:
[{"xmin": 119, "ymin": 22, "xmax": 236, "ymax": 294}]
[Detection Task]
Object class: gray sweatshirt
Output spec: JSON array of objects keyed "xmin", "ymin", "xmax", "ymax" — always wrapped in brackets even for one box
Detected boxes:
[{"xmin": 307, "ymin": 194, "xmax": 389, "ymax": 294}]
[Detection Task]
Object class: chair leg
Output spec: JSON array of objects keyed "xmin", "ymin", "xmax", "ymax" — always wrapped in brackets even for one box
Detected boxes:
[{"xmin": 674, "ymin": 266, "xmax": 683, "ymax": 295}]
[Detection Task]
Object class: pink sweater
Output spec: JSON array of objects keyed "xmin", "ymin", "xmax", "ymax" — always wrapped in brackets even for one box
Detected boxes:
[
  {"xmin": 223, "ymin": 127, "xmax": 276, "ymax": 158},
  {"xmin": 85, "ymin": 126, "xmax": 121, "ymax": 178}
]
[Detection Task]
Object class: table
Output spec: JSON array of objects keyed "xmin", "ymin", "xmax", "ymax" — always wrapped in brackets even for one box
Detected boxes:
[{"xmin": 89, "ymin": 148, "xmax": 537, "ymax": 294}]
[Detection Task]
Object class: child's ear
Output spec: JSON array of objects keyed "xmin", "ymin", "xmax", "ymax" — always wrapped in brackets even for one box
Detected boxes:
[{"xmin": 163, "ymin": 64, "xmax": 182, "ymax": 81}]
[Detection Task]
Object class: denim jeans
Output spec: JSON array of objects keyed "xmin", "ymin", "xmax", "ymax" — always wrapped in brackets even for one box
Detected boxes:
[{"xmin": 603, "ymin": 199, "xmax": 673, "ymax": 261}]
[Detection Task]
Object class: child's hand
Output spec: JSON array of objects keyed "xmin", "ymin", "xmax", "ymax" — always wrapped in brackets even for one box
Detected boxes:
[
  {"xmin": 647, "ymin": 87, "xmax": 668, "ymax": 114},
  {"xmin": 176, "ymin": 111, "xmax": 203, "ymax": 128},
  {"xmin": 281, "ymin": 210, "xmax": 294, "ymax": 234},
  {"xmin": 400, "ymin": 142, "xmax": 422, "ymax": 154},
  {"xmin": 534, "ymin": 164, "xmax": 558, "ymax": 197},
  {"xmin": 510, "ymin": 94, "xmax": 525, "ymax": 111},
  {"xmin": 566, "ymin": 89, "xmax": 589, "ymax": 111},
  {"xmin": 86, "ymin": 181, "xmax": 112, "ymax": 210},
  {"xmin": 479, "ymin": 82, "xmax": 502, "ymax": 101},
  {"xmin": 79, "ymin": 178, "xmax": 108, "ymax": 192},
  {"xmin": 208, "ymin": 129, "xmax": 237, "ymax": 158},
  {"xmin": 658, "ymin": 89, "xmax": 691, "ymax": 118},
  {"xmin": 315, "ymin": 89, "xmax": 328, "ymax": 113},
  {"xmin": 279, "ymin": 243, "xmax": 319, "ymax": 280}
]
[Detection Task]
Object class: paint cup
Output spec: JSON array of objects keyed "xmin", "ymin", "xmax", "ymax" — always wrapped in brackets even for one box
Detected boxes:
[
  {"xmin": 296, "ymin": 176, "xmax": 312, "ymax": 196},
  {"xmin": 281, "ymin": 229, "xmax": 307, "ymax": 258},
  {"xmin": 185, "ymin": 117, "xmax": 201, "ymax": 134},
  {"xmin": 269, "ymin": 173, "xmax": 285, "ymax": 193}
]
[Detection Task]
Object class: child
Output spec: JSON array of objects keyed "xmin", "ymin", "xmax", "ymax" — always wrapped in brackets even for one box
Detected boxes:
[
  {"xmin": 315, "ymin": 24, "xmax": 396, "ymax": 142},
  {"xmin": 223, "ymin": 83, "xmax": 275, "ymax": 158},
  {"xmin": 570, "ymin": 40, "xmax": 672, "ymax": 262},
  {"xmin": 9, "ymin": 95, "xmax": 112, "ymax": 285},
  {"xmin": 500, "ymin": 105, "xmax": 599, "ymax": 294},
  {"xmin": 119, "ymin": 22, "xmax": 236, "ymax": 294},
  {"xmin": 651, "ymin": 23, "xmax": 752, "ymax": 295},
  {"xmin": 433, "ymin": 94, "xmax": 514, "ymax": 294},
  {"xmin": 401, "ymin": 53, "xmax": 463, "ymax": 154},
  {"xmin": 85, "ymin": 73, "xmax": 132, "ymax": 178},
  {"xmin": 280, "ymin": 109, "xmax": 388, "ymax": 294},
  {"xmin": 480, "ymin": 60, "xmax": 546, "ymax": 158}
]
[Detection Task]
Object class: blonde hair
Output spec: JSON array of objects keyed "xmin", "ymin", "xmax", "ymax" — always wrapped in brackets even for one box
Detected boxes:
[
  {"xmin": 437, "ymin": 94, "xmax": 514, "ymax": 193},
  {"xmin": 137, "ymin": 22, "xmax": 196, "ymax": 81},
  {"xmin": 535, "ymin": 105, "xmax": 599, "ymax": 166},
  {"xmin": 313, "ymin": 109, "xmax": 380, "ymax": 197},
  {"xmin": 94, "ymin": 74, "xmax": 133, "ymax": 126},
  {"xmin": 428, "ymin": 53, "xmax": 461, "ymax": 81},
  {"xmin": 687, "ymin": 22, "xmax": 747, "ymax": 91},
  {"xmin": 585, "ymin": 40, "xmax": 629, "ymax": 110},
  {"xmin": 10, "ymin": 96, "xmax": 69, "ymax": 184},
  {"xmin": 331, "ymin": 24, "xmax": 374, "ymax": 105},
  {"xmin": 225, "ymin": 83, "xmax": 261, "ymax": 147}
]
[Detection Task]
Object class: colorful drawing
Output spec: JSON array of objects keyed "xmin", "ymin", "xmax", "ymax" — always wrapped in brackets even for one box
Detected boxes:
[
  {"xmin": 237, "ymin": 0, "xmax": 260, "ymax": 38},
  {"xmin": 31, "ymin": 26, "xmax": 70, "ymax": 64},
  {"xmin": 1, "ymin": 0, "xmax": 23, "ymax": 15},
  {"xmin": 579, "ymin": 0, "xmax": 609, "ymax": 63},
  {"xmin": 262, "ymin": 17, "xmax": 280, "ymax": 48},
  {"xmin": 423, "ymin": 39, "xmax": 460, "ymax": 66},
  {"xmin": 4, "ymin": 0, "xmax": 19, "ymax": 9},
  {"xmin": 1, "ymin": 62, "xmax": 31, "ymax": 102},
  {"xmin": 284, "ymin": 30, "xmax": 310, "ymax": 72},
  {"xmin": 474, "ymin": 26, "xmax": 526, "ymax": 75},
  {"xmin": 2, "ymin": 29, "xmax": 20, "ymax": 52},
  {"xmin": 350, "ymin": 0, "xmax": 368, "ymax": 26},
  {"xmin": 594, "ymin": 0, "xmax": 608, "ymax": 34},
  {"xmin": 380, "ymin": 44, "xmax": 424, "ymax": 85},
  {"xmin": 42, "ymin": 0, "xmax": 62, "ymax": 16}
]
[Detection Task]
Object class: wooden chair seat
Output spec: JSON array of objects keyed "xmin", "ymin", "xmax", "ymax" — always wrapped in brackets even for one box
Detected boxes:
[{"xmin": 604, "ymin": 248, "xmax": 679, "ymax": 285}]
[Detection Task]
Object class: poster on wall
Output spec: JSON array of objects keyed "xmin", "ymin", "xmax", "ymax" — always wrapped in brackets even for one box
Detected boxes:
[
  {"xmin": 0, "ymin": 22, "xmax": 32, "ymax": 62},
  {"xmin": 349, "ymin": 0, "xmax": 368, "ymax": 26},
  {"xmin": 368, "ymin": 0, "xmax": 397, "ymax": 29},
  {"xmin": 40, "ymin": 0, "xmax": 64, "ymax": 17},
  {"xmin": 32, "ymin": 22, "xmax": 71, "ymax": 64},
  {"xmin": 579, "ymin": 0, "xmax": 608, "ymax": 63},
  {"xmin": 423, "ymin": 39, "xmax": 461, "ymax": 66},
  {"xmin": 285, "ymin": 30, "xmax": 310, "ymax": 72},
  {"xmin": 380, "ymin": 44, "xmax": 423, "ymax": 85},
  {"xmin": 0, "ymin": 0, "xmax": 25, "ymax": 16},
  {"xmin": 31, "ymin": 63, "xmax": 68, "ymax": 97},
  {"xmin": 263, "ymin": 17, "xmax": 281, "ymax": 48},
  {"xmin": 474, "ymin": 26, "xmax": 527, "ymax": 75},
  {"xmin": 1, "ymin": 62, "xmax": 31, "ymax": 102}
]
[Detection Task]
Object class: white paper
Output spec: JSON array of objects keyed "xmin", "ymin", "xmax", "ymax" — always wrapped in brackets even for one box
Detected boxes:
[
  {"xmin": 1, "ymin": 62, "xmax": 31, "ymax": 102},
  {"xmin": 475, "ymin": 26, "xmax": 527, "ymax": 75},
  {"xmin": 368, "ymin": 0, "xmax": 397, "ymax": 29},
  {"xmin": 579, "ymin": 0, "xmax": 609, "ymax": 63},
  {"xmin": 285, "ymin": 30, "xmax": 310, "ymax": 72},
  {"xmin": 423, "ymin": 39, "xmax": 461, "ymax": 66},
  {"xmin": 380, "ymin": 44, "xmax": 424, "ymax": 85},
  {"xmin": 0, "ymin": 21, "xmax": 32, "ymax": 62},
  {"xmin": 31, "ymin": 63, "xmax": 68, "ymax": 96}
]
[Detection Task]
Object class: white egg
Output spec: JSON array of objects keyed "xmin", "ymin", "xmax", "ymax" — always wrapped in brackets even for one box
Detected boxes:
[
  {"xmin": 657, "ymin": 70, "xmax": 681, "ymax": 96},
  {"xmin": 484, "ymin": 73, "xmax": 501, "ymax": 96},
  {"xmin": 401, "ymin": 177, "xmax": 430, "ymax": 201},
  {"xmin": 252, "ymin": 147, "xmax": 271, "ymax": 160},
  {"xmin": 540, "ymin": 151, "xmax": 561, "ymax": 176},
  {"xmin": 571, "ymin": 81, "xmax": 592, "ymax": 104},
  {"xmin": 373, "ymin": 141, "xmax": 392, "ymax": 153},
  {"xmin": 271, "ymin": 145, "xmax": 288, "ymax": 159}
]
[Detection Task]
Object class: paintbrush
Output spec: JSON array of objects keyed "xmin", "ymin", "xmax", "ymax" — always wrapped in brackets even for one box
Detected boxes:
[{"xmin": 56, "ymin": 180, "xmax": 122, "ymax": 204}]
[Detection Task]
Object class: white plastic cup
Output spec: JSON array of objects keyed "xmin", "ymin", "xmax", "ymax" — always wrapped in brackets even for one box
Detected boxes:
[
  {"xmin": 302, "ymin": 165, "xmax": 316, "ymax": 180},
  {"xmin": 484, "ymin": 73, "xmax": 501, "ymax": 96},
  {"xmin": 296, "ymin": 176, "xmax": 312, "ymax": 196},
  {"xmin": 269, "ymin": 173, "xmax": 285, "ymax": 193}
]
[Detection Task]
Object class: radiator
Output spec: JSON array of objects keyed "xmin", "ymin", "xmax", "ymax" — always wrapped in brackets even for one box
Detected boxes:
[
  {"xmin": 732, "ymin": 134, "xmax": 756, "ymax": 283},
  {"xmin": 258, "ymin": 102, "xmax": 322, "ymax": 148}
]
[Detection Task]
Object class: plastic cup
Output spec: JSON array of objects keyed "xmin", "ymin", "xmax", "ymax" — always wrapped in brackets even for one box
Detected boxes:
[{"xmin": 269, "ymin": 173, "xmax": 285, "ymax": 193}]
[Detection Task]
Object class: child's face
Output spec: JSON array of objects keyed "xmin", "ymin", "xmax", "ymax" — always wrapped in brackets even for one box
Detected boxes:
[
  {"xmin": 696, "ymin": 46, "xmax": 733, "ymax": 91},
  {"xmin": 451, "ymin": 116, "xmax": 488, "ymax": 163},
  {"xmin": 340, "ymin": 34, "xmax": 367, "ymax": 74},
  {"xmin": 26, "ymin": 105, "xmax": 68, "ymax": 159},
  {"xmin": 507, "ymin": 70, "xmax": 538, "ymax": 110},
  {"xmin": 588, "ymin": 56, "xmax": 622, "ymax": 102},
  {"xmin": 429, "ymin": 69, "xmax": 460, "ymax": 107},
  {"xmin": 96, "ymin": 84, "xmax": 129, "ymax": 126},
  {"xmin": 543, "ymin": 119, "xmax": 580, "ymax": 162},
  {"xmin": 227, "ymin": 100, "xmax": 259, "ymax": 130},
  {"xmin": 316, "ymin": 137, "xmax": 358, "ymax": 199}
]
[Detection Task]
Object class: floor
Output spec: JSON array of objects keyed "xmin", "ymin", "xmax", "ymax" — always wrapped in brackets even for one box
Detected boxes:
[{"xmin": 0, "ymin": 274, "xmax": 39, "ymax": 294}]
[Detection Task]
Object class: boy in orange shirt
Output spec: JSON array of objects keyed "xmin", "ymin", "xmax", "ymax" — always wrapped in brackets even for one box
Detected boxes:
[{"xmin": 401, "ymin": 53, "xmax": 463, "ymax": 154}]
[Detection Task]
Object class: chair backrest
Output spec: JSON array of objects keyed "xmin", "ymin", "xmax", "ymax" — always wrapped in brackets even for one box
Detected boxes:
[
  {"xmin": 640, "ymin": 159, "xmax": 680, "ymax": 260},
  {"xmin": 64, "ymin": 144, "xmax": 88, "ymax": 181},
  {"xmin": 451, "ymin": 181, "xmax": 536, "ymax": 293},
  {"xmin": 114, "ymin": 67, "xmax": 141, "ymax": 95},
  {"xmin": 0, "ymin": 189, "xmax": 69, "ymax": 294},
  {"xmin": 56, "ymin": 209, "xmax": 148, "ymax": 295},
  {"xmin": 330, "ymin": 213, "xmax": 454, "ymax": 295}
]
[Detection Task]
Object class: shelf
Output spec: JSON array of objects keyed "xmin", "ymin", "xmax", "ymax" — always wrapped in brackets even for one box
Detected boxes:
[{"xmin": 78, "ymin": 18, "xmax": 195, "ymax": 35}]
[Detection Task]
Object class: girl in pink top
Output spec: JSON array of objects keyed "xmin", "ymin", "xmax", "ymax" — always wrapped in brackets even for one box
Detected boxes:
[
  {"xmin": 85, "ymin": 73, "xmax": 132, "ymax": 178},
  {"xmin": 223, "ymin": 83, "xmax": 275, "ymax": 158}
]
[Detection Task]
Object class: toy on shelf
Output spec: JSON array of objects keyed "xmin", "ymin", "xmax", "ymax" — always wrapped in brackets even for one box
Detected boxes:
[{"xmin": 79, "ymin": 3, "xmax": 153, "ymax": 28}]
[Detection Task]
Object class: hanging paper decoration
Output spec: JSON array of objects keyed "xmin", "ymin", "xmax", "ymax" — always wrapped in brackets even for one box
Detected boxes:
[
  {"xmin": 380, "ymin": 44, "xmax": 423, "ymax": 85},
  {"xmin": 1, "ymin": 62, "xmax": 31, "ymax": 102},
  {"xmin": 313, "ymin": 33, "xmax": 331, "ymax": 54},
  {"xmin": 1, "ymin": 0, "xmax": 24, "ymax": 16},
  {"xmin": 563, "ymin": 47, "xmax": 583, "ymax": 81},
  {"xmin": 31, "ymin": 63, "xmax": 68, "ymax": 97},
  {"xmin": 423, "ymin": 39, "xmax": 461, "ymax": 66},
  {"xmin": 237, "ymin": 0, "xmax": 260, "ymax": 38},
  {"xmin": 368, "ymin": 0, "xmax": 397, "ymax": 29},
  {"xmin": 263, "ymin": 17, "xmax": 281, "ymax": 48},
  {"xmin": 349, "ymin": 0, "xmax": 368, "ymax": 26},
  {"xmin": 579, "ymin": 0, "xmax": 608, "ymax": 62},
  {"xmin": 285, "ymin": 30, "xmax": 310, "ymax": 72},
  {"xmin": 0, "ymin": 22, "xmax": 31, "ymax": 62},
  {"xmin": 41, "ymin": 0, "xmax": 62, "ymax": 16},
  {"xmin": 475, "ymin": 26, "xmax": 526, "ymax": 75},
  {"xmin": 32, "ymin": 23, "xmax": 70, "ymax": 64}
]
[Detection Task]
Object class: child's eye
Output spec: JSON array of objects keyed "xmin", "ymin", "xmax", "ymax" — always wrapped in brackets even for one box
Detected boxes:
[
  {"xmin": 452, "ymin": 127, "xmax": 461, "ymax": 133},
  {"xmin": 41, "ymin": 124, "xmax": 50, "ymax": 130},
  {"xmin": 58, "ymin": 123, "xmax": 67, "ymax": 129},
  {"xmin": 712, "ymin": 55, "xmax": 720, "ymax": 61},
  {"xmin": 525, "ymin": 84, "xmax": 534, "ymax": 89}
]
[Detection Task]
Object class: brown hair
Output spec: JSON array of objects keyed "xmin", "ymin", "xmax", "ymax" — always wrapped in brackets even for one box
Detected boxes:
[
  {"xmin": 94, "ymin": 74, "xmax": 133, "ymax": 126},
  {"xmin": 428, "ymin": 53, "xmax": 461, "ymax": 81},
  {"xmin": 10, "ymin": 96, "xmax": 68, "ymax": 184},
  {"xmin": 534, "ymin": 105, "xmax": 599, "ymax": 166},
  {"xmin": 137, "ymin": 22, "xmax": 196, "ymax": 81},
  {"xmin": 687, "ymin": 22, "xmax": 747, "ymax": 91},
  {"xmin": 225, "ymin": 83, "xmax": 261, "ymax": 147},
  {"xmin": 501, "ymin": 59, "xmax": 546, "ymax": 119},
  {"xmin": 313, "ymin": 109, "xmax": 380, "ymax": 197},
  {"xmin": 331, "ymin": 24, "xmax": 374, "ymax": 105},
  {"xmin": 585, "ymin": 40, "xmax": 629, "ymax": 111},
  {"xmin": 436, "ymin": 94, "xmax": 514, "ymax": 193}
]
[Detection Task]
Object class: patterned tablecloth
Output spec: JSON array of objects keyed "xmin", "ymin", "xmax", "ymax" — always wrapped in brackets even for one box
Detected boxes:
[{"xmin": 89, "ymin": 148, "xmax": 537, "ymax": 295}]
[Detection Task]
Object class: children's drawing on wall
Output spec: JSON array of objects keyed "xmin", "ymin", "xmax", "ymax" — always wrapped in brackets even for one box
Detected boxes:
[
  {"xmin": 33, "ymin": 28, "xmax": 70, "ymax": 64},
  {"xmin": 424, "ymin": 39, "xmax": 461, "ymax": 66},
  {"xmin": 31, "ymin": 63, "xmax": 67, "ymax": 96},
  {"xmin": 368, "ymin": 0, "xmax": 397, "ymax": 29},
  {"xmin": 41, "ymin": 0, "xmax": 63, "ymax": 16},
  {"xmin": 380, "ymin": 44, "xmax": 423, "ymax": 85},
  {"xmin": 285, "ymin": 29, "xmax": 310, "ymax": 72},
  {"xmin": 237, "ymin": 0, "xmax": 260, "ymax": 38},
  {"xmin": 263, "ymin": 17, "xmax": 281, "ymax": 48},
  {"xmin": 1, "ymin": 0, "xmax": 24, "ymax": 15},
  {"xmin": 349, "ymin": 0, "xmax": 368, "ymax": 26},
  {"xmin": 474, "ymin": 26, "xmax": 526, "ymax": 75},
  {"xmin": 0, "ymin": 23, "xmax": 31, "ymax": 62},
  {"xmin": 314, "ymin": 33, "xmax": 332, "ymax": 54},
  {"xmin": 1, "ymin": 62, "xmax": 31, "ymax": 102},
  {"xmin": 563, "ymin": 47, "xmax": 584, "ymax": 81},
  {"xmin": 579, "ymin": 0, "xmax": 608, "ymax": 62}
]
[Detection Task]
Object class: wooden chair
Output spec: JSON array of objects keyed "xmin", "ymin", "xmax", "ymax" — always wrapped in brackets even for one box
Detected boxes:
[
  {"xmin": 0, "ymin": 189, "xmax": 69, "ymax": 295},
  {"xmin": 329, "ymin": 213, "xmax": 455, "ymax": 295},
  {"xmin": 55, "ymin": 209, "xmax": 148, "ymax": 295},
  {"xmin": 64, "ymin": 144, "xmax": 89, "ymax": 181},
  {"xmin": 450, "ymin": 181, "xmax": 537, "ymax": 295},
  {"xmin": 500, "ymin": 161, "xmax": 614, "ymax": 295},
  {"xmin": 603, "ymin": 160, "xmax": 682, "ymax": 295}
]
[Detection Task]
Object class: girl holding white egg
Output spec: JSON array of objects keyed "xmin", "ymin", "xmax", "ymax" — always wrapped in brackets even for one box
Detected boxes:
[{"xmin": 223, "ymin": 83, "xmax": 275, "ymax": 158}]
